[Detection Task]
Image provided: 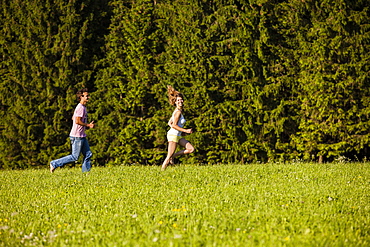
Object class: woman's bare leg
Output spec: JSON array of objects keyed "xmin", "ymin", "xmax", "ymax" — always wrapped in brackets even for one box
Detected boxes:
[
  {"xmin": 162, "ymin": 141, "xmax": 177, "ymax": 170},
  {"xmin": 172, "ymin": 139, "xmax": 194, "ymax": 159}
]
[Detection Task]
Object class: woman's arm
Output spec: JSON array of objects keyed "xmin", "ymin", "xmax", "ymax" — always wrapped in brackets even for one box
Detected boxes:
[
  {"xmin": 168, "ymin": 118, "xmax": 173, "ymax": 127},
  {"xmin": 170, "ymin": 111, "xmax": 192, "ymax": 134}
]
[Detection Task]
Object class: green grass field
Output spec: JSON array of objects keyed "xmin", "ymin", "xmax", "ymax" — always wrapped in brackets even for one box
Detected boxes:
[{"xmin": 0, "ymin": 163, "xmax": 369, "ymax": 246}]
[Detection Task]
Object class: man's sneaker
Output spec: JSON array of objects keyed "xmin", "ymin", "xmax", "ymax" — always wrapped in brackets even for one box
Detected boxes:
[{"xmin": 50, "ymin": 163, "xmax": 56, "ymax": 173}]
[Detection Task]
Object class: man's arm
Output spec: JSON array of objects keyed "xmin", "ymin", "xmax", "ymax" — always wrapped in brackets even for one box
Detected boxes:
[{"xmin": 76, "ymin": 117, "xmax": 95, "ymax": 129}]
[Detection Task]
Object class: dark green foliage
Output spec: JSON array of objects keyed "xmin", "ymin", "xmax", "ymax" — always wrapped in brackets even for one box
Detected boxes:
[
  {"xmin": 91, "ymin": 0, "xmax": 164, "ymax": 165},
  {"xmin": 1, "ymin": 0, "xmax": 369, "ymax": 168},
  {"xmin": 284, "ymin": 0, "xmax": 370, "ymax": 161},
  {"xmin": 0, "ymin": 0, "xmax": 110, "ymax": 168}
]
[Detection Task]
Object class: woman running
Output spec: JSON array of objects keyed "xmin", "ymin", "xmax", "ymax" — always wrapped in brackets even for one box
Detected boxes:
[{"xmin": 162, "ymin": 85, "xmax": 194, "ymax": 170}]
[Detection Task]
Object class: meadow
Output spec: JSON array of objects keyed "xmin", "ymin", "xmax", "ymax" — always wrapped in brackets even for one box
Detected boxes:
[{"xmin": 0, "ymin": 162, "xmax": 369, "ymax": 246}]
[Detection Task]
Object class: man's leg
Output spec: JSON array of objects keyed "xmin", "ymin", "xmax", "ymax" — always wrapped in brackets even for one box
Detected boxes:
[
  {"xmin": 81, "ymin": 138, "xmax": 92, "ymax": 172},
  {"xmin": 50, "ymin": 137, "xmax": 82, "ymax": 171}
]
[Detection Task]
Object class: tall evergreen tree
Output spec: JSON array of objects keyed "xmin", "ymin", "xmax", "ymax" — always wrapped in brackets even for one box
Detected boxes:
[
  {"xmin": 290, "ymin": 0, "xmax": 370, "ymax": 161},
  {"xmin": 0, "ymin": 0, "xmax": 110, "ymax": 168},
  {"xmin": 1, "ymin": 0, "xmax": 369, "ymax": 168},
  {"xmin": 153, "ymin": 0, "xmax": 269, "ymax": 163},
  {"xmin": 92, "ymin": 0, "xmax": 162, "ymax": 165}
]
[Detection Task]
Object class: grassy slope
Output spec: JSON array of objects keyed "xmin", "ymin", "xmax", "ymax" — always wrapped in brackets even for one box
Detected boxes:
[{"xmin": 0, "ymin": 163, "xmax": 369, "ymax": 246}]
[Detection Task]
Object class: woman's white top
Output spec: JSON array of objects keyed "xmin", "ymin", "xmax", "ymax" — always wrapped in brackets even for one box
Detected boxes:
[{"xmin": 167, "ymin": 109, "xmax": 186, "ymax": 136}]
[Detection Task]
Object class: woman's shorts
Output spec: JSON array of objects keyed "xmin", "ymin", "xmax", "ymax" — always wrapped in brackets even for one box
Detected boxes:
[{"xmin": 167, "ymin": 134, "xmax": 182, "ymax": 143}]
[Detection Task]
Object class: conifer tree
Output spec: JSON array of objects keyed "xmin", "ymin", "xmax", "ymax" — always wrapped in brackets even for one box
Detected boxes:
[
  {"xmin": 0, "ymin": 0, "xmax": 109, "ymax": 168},
  {"xmin": 156, "ymin": 1, "xmax": 264, "ymax": 163},
  {"xmin": 92, "ymin": 0, "xmax": 162, "ymax": 165},
  {"xmin": 1, "ymin": 0, "xmax": 370, "ymax": 168},
  {"xmin": 290, "ymin": 0, "xmax": 370, "ymax": 161}
]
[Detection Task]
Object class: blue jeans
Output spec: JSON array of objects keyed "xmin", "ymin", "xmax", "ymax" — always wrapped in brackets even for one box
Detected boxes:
[{"xmin": 51, "ymin": 137, "xmax": 92, "ymax": 172}]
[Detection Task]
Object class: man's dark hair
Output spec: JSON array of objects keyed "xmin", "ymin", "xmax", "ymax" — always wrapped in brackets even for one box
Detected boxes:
[{"xmin": 76, "ymin": 88, "xmax": 89, "ymax": 101}]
